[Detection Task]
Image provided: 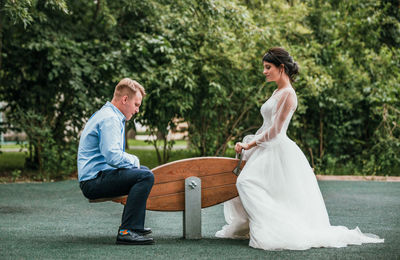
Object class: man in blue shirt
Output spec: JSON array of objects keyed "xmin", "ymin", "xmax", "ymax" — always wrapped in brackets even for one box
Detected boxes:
[{"xmin": 78, "ymin": 78, "xmax": 154, "ymax": 245}]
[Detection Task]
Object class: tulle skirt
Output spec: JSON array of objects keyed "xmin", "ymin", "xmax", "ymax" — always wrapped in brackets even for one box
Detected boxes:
[{"xmin": 216, "ymin": 135, "xmax": 384, "ymax": 250}]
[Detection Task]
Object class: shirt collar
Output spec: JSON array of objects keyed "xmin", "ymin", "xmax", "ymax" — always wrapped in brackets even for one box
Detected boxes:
[{"xmin": 105, "ymin": 101, "xmax": 126, "ymax": 122}]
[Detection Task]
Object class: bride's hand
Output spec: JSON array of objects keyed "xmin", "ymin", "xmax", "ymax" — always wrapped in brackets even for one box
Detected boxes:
[{"xmin": 235, "ymin": 142, "xmax": 249, "ymax": 153}]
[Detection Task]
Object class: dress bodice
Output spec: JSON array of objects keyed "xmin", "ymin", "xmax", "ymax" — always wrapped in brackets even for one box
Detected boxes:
[{"xmin": 255, "ymin": 88, "xmax": 297, "ymax": 140}]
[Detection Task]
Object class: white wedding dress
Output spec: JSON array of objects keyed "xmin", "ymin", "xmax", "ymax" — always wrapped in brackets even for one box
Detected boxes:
[{"xmin": 216, "ymin": 87, "xmax": 384, "ymax": 250}]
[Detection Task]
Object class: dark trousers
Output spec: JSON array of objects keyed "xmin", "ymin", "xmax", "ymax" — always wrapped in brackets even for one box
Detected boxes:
[{"xmin": 80, "ymin": 166, "xmax": 154, "ymax": 230}]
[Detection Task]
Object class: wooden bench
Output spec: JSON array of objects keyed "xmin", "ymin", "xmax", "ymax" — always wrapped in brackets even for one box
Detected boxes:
[{"xmin": 89, "ymin": 156, "xmax": 245, "ymax": 238}]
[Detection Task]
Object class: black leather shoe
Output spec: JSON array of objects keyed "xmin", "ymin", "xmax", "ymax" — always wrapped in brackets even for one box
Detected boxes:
[
  {"xmin": 133, "ymin": 227, "xmax": 152, "ymax": 236},
  {"xmin": 116, "ymin": 229, "xmax": 155, "ymax": 245}
]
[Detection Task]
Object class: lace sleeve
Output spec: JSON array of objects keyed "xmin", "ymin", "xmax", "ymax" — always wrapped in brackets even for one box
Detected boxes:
[{"xmin": 255, "ymin": 89, "xmax": 297, "ymax": 145}]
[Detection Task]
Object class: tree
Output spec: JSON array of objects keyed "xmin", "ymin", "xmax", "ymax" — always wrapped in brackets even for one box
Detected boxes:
[
  {"xmin": 152, "ymin": 0, "xmax": 271, "ymax": 156},
  {"xmin": 0, "ymin": 0, "xmax": 127, "ymax": 178},
  {"xmin": 1, "ymin": 0, "xmax": 399, "ymax": 178}
]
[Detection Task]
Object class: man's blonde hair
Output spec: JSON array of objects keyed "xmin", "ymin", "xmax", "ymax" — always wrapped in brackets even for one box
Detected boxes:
[{"xmin": 114, "ymin": 78, "xmax": 146, "ymax": 99}]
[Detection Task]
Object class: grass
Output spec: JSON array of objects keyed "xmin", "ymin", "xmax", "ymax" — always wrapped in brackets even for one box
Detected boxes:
[
  {"xmin": 0, "ymin": 138, "xmax": 235, "ymax": 182},
  {"xmin": 0, "ymin": 144, "xmax": 25, "ymax": 149},
  {"xmin": 0, "ymin": 180, "xmax": 398, "ymax": 259},
  {"xmin": 0, "ymin": 141, "xmax": 28, "ymax": 149},
  {"xmin": 0, "ymin": 140, "xmax": 398, "ymax": 182},
  {"xmin": 0, "ymin": 152, "xmax": 26, "ymax": 171},
  {"xmin": 127, "ymin": 139, "xmax": 188, "ymax": 147},
  {"xmin": 0, "ymin": 140, "xmax": 188, "ymax": 148},
  {"xmin": 126, "ymin": 147, "xmax": 235, "ymax": 169},
  {"xmin": 0, "ymin": 148, "xmax": 201, "ymax": 182},
  {"xmin": 126, "ymin": 149, "xmax": 199, "ymax": 169}
]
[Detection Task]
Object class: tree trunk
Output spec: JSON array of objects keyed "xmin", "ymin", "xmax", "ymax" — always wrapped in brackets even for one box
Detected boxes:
[
  {"xmin": 0, "ymin": 1, "xmax": 4, "ymax": 71},
  {"xmin": 319, "ymin": 109, "xmax": 324, "ymax": 159}
]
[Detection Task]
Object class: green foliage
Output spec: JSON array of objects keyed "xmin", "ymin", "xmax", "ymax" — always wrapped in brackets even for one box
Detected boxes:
[
  {"xmin": 9, "ymin": 108, "xmax": 76, "ymax": 180},
  {"xmin": 296, "ymin": 0, "xmax": 400, "ymax": 175},
  {"xmin": 0, "ymin": 0, "xmax": 399, "ymax": 179},
  {"xmin": 0, "ymin": 0, "xmax": 119, "ymax": 179},
  {"xmin": 10, "ymin": 169, "xmax": 21, "ymax": 181},
  {"xmin": 148, "ymin": 0, "xmax": 270, "ymax": 156}
]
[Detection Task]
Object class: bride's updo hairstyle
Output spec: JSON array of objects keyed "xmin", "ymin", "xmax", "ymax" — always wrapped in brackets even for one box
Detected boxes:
[{"xmin": 262, "ymin": 47, "xmax": 299, "ymax": 82}]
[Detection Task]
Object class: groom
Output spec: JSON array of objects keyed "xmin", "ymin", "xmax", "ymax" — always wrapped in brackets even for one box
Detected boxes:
[{"xmin": 77, "ymin": 78, "xmax": 155, "ymax": 245}]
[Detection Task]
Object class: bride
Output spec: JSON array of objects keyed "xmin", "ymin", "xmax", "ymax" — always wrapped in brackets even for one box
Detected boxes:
[{"xmin": 215, "ymin": 47, "xmax": 384, "ymax": 250}]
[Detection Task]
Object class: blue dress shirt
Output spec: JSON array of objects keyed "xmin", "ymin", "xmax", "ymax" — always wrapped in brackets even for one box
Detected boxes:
[{"xmin": 77, "ymin": 101, "xmax": 140, "ymax": 182}]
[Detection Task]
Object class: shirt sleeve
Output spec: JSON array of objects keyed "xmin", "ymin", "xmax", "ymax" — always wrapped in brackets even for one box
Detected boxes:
[
  {"xmin": 255, "ymin": 89, "xmax": 297, "ymax": 145},
  {"xmin": 98, "ymin": 117, "xmax": 140, "ymax": 168}
]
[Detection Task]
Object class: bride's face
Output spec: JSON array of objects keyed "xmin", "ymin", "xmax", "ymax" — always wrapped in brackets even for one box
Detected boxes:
[{"xmin": 263, "ymin": 61, "xmax": 281, "ymax": 82}]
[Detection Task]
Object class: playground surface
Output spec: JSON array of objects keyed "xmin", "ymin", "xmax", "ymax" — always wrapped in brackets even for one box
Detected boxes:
[{"xmin": 1, "ymin": 180, "xmax": 399, "ymax": 259}]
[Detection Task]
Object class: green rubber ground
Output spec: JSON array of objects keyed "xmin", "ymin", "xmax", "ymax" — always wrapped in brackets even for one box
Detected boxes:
[{"xmin": 1, "ymin": 180, "xmax": 399, "ymax": 259}]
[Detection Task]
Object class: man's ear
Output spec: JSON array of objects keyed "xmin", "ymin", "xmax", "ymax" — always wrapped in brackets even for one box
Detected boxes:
[{"xmin": 122, "ymin": 95, "xmax": 128, "ymax": 104}]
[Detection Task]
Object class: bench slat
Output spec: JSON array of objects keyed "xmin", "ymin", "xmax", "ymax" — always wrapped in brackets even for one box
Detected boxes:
[{"xmin": 146, "ymin": 183, "xmax": 238, "ymax": 211}]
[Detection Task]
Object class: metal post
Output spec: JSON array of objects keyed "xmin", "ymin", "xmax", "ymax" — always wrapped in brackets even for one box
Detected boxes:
[{"xmin": 183, "ymin": 176, "xmax": 201, "ymax": 239}]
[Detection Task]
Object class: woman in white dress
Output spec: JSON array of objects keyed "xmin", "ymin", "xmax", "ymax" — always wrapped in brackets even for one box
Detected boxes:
[{"xmin": 215, "ymin": 47, "xmax": 384, "ymax": 250}]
